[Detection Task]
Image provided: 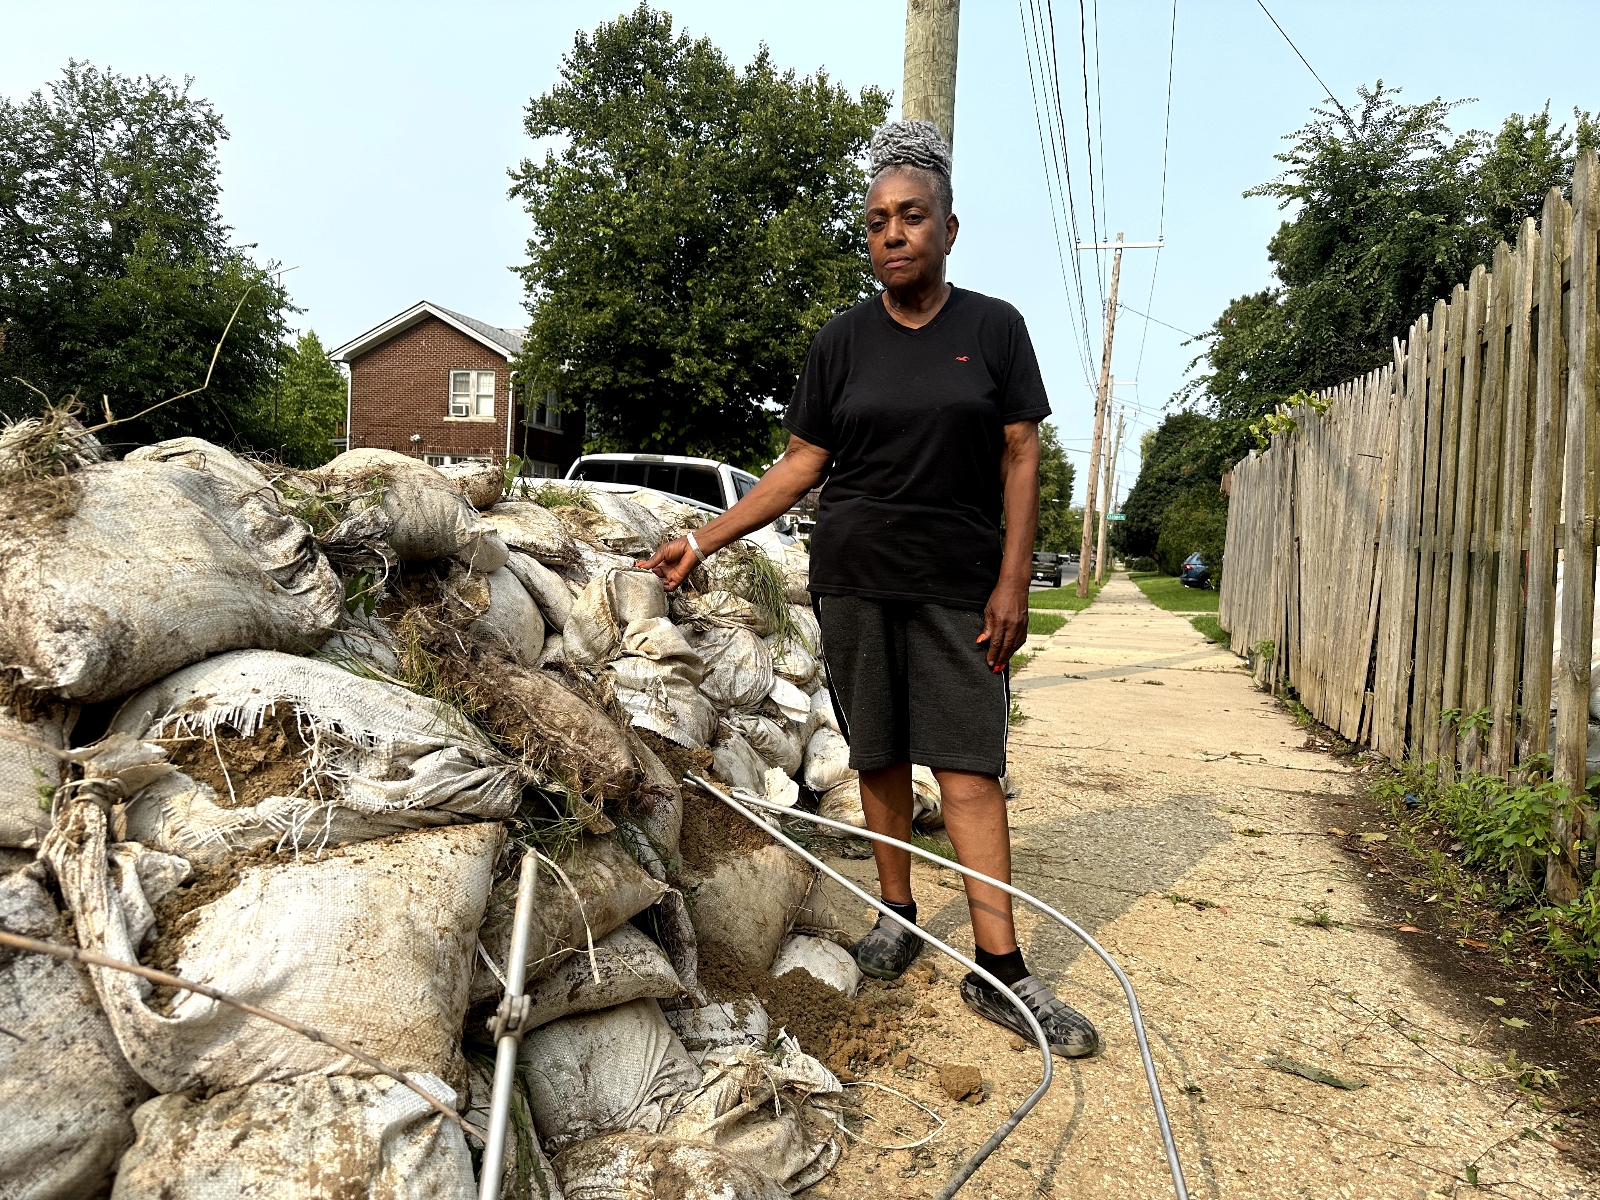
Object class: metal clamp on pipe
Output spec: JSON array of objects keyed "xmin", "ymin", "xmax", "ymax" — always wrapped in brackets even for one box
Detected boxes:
[{"xmin": 477, "ymin": 852, "xmax": 541, "ymax": 1200}]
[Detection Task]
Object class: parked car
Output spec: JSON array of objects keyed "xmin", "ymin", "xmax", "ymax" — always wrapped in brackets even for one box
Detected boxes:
[
  {"xmin": 562, "ymin": 452, "xmax": 802, "ymax": 549},
  {"xmin": 1179, "ymin": 552, "xmax": 1212, "ymax": 588},
  {"xmin": 1030, "ymin": 551, "xmax": 1065, "ymax": 586}
]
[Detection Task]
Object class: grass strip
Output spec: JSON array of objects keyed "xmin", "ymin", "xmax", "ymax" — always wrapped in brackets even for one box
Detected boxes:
[
  {"xmin": 1028, "ymin": 612, "xmax": 1066, "ymax": 636},
  {"xmin": 1129, "ymin": 570, "xmax": 1218, "ymax": 613},
  {"xmin": 1027, "ymin": 577, "xmax": 1105, "ymax": 611},
  {"xmin": 1190, "ymin": 614, "xmax": 1228, "ymax": 645}
]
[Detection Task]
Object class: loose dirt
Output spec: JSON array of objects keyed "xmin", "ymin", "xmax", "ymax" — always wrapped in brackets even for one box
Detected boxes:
[
  {"xmin": 673, "ymin": 776, "xmax": 773, "ymax": 875},
  {"xmin": 163, "ymin": 707, "xmax": 310, "ymax": 809}
]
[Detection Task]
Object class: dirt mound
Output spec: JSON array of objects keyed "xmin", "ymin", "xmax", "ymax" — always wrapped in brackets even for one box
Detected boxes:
[
  {"xmin": 674, "ymin": 777, "xmax": 773, "ymax": 875},
  {"xmin": 163, "ymin": 707, "xmax": 310, "ymax": 809}
]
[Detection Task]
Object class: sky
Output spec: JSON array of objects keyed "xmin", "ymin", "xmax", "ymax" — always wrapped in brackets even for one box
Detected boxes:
[{"xmin": 5, "ymin": 0, "xmax": 1599, "ymax": 501}]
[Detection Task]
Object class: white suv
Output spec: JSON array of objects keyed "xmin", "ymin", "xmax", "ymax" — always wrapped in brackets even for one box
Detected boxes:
[{"xmin": 563, "ymin": 452, "xmax": 801, "ymax": 550}]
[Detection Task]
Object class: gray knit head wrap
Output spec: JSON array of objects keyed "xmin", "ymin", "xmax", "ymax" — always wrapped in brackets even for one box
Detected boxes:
[{"xmin": 868, "ymin": 119, "xmax": 953, "ymax": 215}]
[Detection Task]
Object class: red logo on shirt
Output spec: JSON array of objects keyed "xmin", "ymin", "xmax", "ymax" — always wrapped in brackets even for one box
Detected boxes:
[{"xmin": 955, "ymin": 355, "xmax": 969, "ymax": 362}]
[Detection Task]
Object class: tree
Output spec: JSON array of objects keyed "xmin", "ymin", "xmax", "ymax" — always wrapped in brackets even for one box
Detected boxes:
[
  {"xmin": 0, "ymin": 62, "xmax": 290, "ymax": 450},
  {"xmin": 509, "ymin": 5, "xmax": 890, "ymax": 468},
  {"xmin": 264, "ymin": 331, "xmax": 345, "ymax": 468},
  {"xmin": 1034, "ymin": 422, "xmax": 1077, "ymax": 554},
  {"xmin": 1116, "ymin": 411, "xmax": 1230, "ymax": 562}
]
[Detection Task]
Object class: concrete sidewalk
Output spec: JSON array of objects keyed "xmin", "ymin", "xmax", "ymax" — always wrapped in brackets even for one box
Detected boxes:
[{"xmin": 808, "ymin": 575, "xmax": 1595, "ymax": 1200}]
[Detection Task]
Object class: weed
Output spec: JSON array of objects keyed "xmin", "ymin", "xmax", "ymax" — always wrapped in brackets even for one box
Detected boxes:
[
  {"xmin": 1164, "ymin": 892, "xmax": 1218, "ymax": 911},
  {"xmin": 711, "ymin": 542, "xmax": 801, "ymax": 645},
  {"xmin": 1291, "ymin": 900, "xmax": 1341, "ymax": 929},
  {"xmin": 1008, "ymin": 699, "xmax": 1029, "ymax": 727},
  {"xmin": 1252, "ymin": 639, "xmax": 1275, "ymax": 662},
  {"xmin": 1008, "ymin": 650, "xmax": 1033, "ymax": 674},
  {"xmin": 911, "ymin": 832, "xmax": 958, "ymax": 862},
  {"xmin": 511, "ymin": 480, "xmax": 596, "ymax": 510}
]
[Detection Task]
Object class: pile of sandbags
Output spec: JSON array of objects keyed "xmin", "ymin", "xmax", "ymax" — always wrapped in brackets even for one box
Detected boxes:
[{"xmin": 0, "ymin": 430, "xmax": 868, "ymax": 1199}]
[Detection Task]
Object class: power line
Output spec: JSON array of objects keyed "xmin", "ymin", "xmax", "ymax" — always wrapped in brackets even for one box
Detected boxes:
[
  {"xmin": 1131, "ymin": 0, "xmax": 1178, "ymax": 387},
  {"xmin": 1252, "ymin": 0, "xmax": 1354, "ymax": 128},
  {"xmin": 1121, "ymin": 302, "xmax": 1196, "ymax": 340}
]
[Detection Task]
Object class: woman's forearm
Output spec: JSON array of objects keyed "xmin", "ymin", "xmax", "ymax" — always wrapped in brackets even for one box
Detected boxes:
[
  {"xmin": 996, "ymin": 421, "xmax": 1041, "ymax": 592},
  {"xmin": 697, "ymin": 437, "xmax": 830, "ymax": 554}
]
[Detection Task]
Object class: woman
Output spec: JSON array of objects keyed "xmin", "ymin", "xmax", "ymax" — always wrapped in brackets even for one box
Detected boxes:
[{"xmin": 640, "ymin": 120, "xmax": 1098, "ymax": 1057}]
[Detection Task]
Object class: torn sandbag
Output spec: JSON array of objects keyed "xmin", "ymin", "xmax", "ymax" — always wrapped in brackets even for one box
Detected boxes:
[
  {"xmin": 814, "ymin": 770, "xmax": 941, "ymax": 832},
  {"xmin": 126, "ymin": 436, "xmax": 270, "ymax": 498},
  {"xmin": 680, "ymin": 842, "xmax": 814, "ymax": 973},
  {"xmin": 665, "ymin": 1001, "xmax": 771, "ymax": 1052},
  {"xmin": 0, "ymin": 698, "xmax": 70, "ymax": 848},
  {"xmin": 770, "ymin": 934, "xmax": 861, "ymax": 997},
  {"xmin": 683, "ymin": 624, "xmax": 774, "ymax": 712},
  {"xmin": 553, "ymin": 1134, "xmax": 788, "ymax": 1200},
  {"xmin": 506, "ymin": 550, "xmax": 573, "ymax": 632},
  {"xmin": 45, "ymin": 809, "xmax": 503, "ymax": 1094},
  {"xmin": 912, "ymin": 764, "xmax": 944, "ymax": 829},
  {"xmin": 470, "ymin": 567, "xmax": 546, "ymax": 667},
  {"xmin": 765, "ymin": 678, "xmax": 811, "ymax": 725},
  {"xmin": 564, "ymin": 568, "xmax": 668, "ymax": 666},
  {"xmin": 662, "ymin": 1036, "xmax": 843, "ymax": 1192},
  {"xmin": 111, "ymin": 1073, "xmax": 475, "ymax": 1200},
  {"xmin": 484, "ymin": 501, "xmax": 580, "ymax": 567},
  {"xmin": 802, "ymin": 729, "xmax": 854, "ymax": 794},
  {"xmin": 472, "ymin": 837, "xmax": 669, "ymax": 1003},
  {"xmin": 588, "ymin": 491, "xmax": 664, "ymax": 553},
  {"xmin": 1, "ymin": 863, "xmax": 152, "ymax": 1200},
  {"xmin": 608, "ymin": 619, "xmax": 717, "ymax": 750},
  {"xmin": 312, "ymin": 448, "xmax": 502, "ymax": 564},
  {"xmin": 520, "ymin": 998, "xmax": 702, "ymax": 1154},
  {"xmin": 524, "ymin": 924, "xmax": 684, "ymax": 1031},
  {"xmin": 711, "ymin": 728, "xmax": 768, "ymax": 798},
  {"xmin": 550, "ymin": 497, "xmax": 660, "ymax": 559},
  {"xmin": 0, "ymin": 458, "xmax": 343, "ymax": 702},
  {"xmin": 725, "ymin": 712, "xmax": 802, "ymax": 777},
  {"xmin": 109, "ymin": 650, "xmax": 521, "ymax": 863},
  {"xmin": 437, "ymin": 458, "xmax": 504, "ymax": 510}
]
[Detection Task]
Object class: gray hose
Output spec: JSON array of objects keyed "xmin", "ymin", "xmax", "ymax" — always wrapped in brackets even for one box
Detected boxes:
[
  {"xmin": 694, "ymin": 778, "xmax": 1190, "ymax": 1200},
  {"xmin": 687, "ymin": 776, "xmax": 1051, "ymax": 1200}
]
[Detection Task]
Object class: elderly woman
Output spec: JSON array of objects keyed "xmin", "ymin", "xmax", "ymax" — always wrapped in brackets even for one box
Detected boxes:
[{"xmin": 640, "ymin": 120, "xmax": 1097, "ymax": 1057}]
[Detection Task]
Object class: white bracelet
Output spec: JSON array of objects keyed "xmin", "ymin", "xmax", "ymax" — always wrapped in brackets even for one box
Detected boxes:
[{"xmin": 686, "ymin": 531, "xmax": 708, "ymax": 563}]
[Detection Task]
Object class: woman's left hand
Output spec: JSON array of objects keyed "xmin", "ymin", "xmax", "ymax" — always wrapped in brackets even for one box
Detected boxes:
[{"xmin": 977, "ymin": 582, "xmax": 1030, "ymax": 672}]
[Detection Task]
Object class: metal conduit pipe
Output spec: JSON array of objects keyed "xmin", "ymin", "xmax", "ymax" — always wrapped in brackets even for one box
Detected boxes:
[
  {"xmin": 478, "ymin": 852, "xmax": 541, "ymax": 1200},
  {"xmin": 692, "ymin": 777, "xmax": 1190, "ymax": 1200},
  {"xmin": 687, "ymin": 776, "xmax": 1052, "ymax": 1200}
]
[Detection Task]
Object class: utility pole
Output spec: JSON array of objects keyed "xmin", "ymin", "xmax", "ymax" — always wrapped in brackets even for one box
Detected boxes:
[
  {"xmin": 902, "ymin": 0, "xmax": 960, "ymax": 146},
  {"xmin": 1095, "ymin": 406, "xmax": 1126, "ymax": 585},
  {"xmin": 1074, "ymin": 234, "xmax": 1161, "ymax": 597}
]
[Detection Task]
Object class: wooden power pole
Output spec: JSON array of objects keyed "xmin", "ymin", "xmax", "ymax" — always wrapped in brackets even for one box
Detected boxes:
[
  {"xmin": 1095, "ymin": 406, "xmax": 1125, "ymax": 585},
  {"xmin": 902, "ymin": 0, "xmax": 960, "ymax": 146}
]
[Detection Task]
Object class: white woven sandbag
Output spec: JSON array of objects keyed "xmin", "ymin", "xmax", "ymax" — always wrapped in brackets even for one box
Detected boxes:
[
  {"xmin": 0, "ymin": 701, "xmax": 69, "ymax": 849},
  {"xmin": 316, "ymin": 608, "xmax": 402, "ymax": 677},
  {"xmin": 111, "ymin": 1074, "xmax": 474, "ymax": 1200},
  {"xmin": 809, "ymin": 687, "xmax": 840, "ymax": 735},
  {"xmin": 484, "ymin": 501, "xmax": 580, "ymax": 566},
  {"xmin": 681, "ymin": 842, "xmax": 814, "ymax": 973},
  {"xmin": 126, "ymin": 436, "xmax": 270, "ymax": 498},
  {"xmin": 110, "ymin": 650, "xmax": 520, "ymax": 863},
  {"xmin": 506, "ymin": 550, "xmax": 574, "ymax": 632},
  {"xmin": 628, "ymin": 490, "xmax": 710, "ymax": 538},
  {"xmin": 1, "ymin": 864, "xmax": 151, "ymax": 1200},
  {"xmin": 763, "ymin": 632, "xmax": 818, "ymax": 690},
  {"xmin": 524, "ymin": 924, "xmax": 684, "ymax": 1031},
  {"xmin": 437, "ymin": 459, "xmax": 504, "ymax": 510},
  {"xmin": 725, "ymin": 713, "xmax": 802, "ymax": 777},
  {"xmin": 817, "ymin": 778, "xmax": 864, "ymax": 828},
  {"xmin": 684, "ymin": 625, "xmax": 774, "ymax": 712},
  {"xmin": 711, "ymin": 729, "xmax": 767, "ymax": 798},
  {"xmin": 607, "ymin": 617, "xmax": 715, "ymax": 749},
  {"xmin": 472, "ymin": 838, "xmax": 670, "ymax": 1003},
  {"xmin": 589, "ymin": 491, "xmax": 665, "ymax": 553},
  {"xmin": 554, "ymin": 1134, "xmax": 787, "ymax": 1200},
  {"xmin": 802, "ymin": 729, "xmax": 854, "ymax": 793},
  {"xmin": 624, "ymin": 729, "xmax": 682, "ymax": 859},
  {"xmin": 537, "ymin": 632, "xmax": 567, "ymax": 667},
  {"xmin": 769, "ymin": 934, "xmax": 860, "ymax": 997},
  {"xmin": 315, "ymin": 448, "xmax": 497, "ymax": 563},
  {"xmin": 764, "ymin": 766, "xmax": 800, "ymax": 809},
  {"xmin": 789, "ymin": 605, "xmax": 821, "ymax": 656},
  {"xmin": 665, "ymin": 1001, "xmax": 772, "ymax": 1052},
  {"xmin": 779, "ymin": 547, "xmax": 811, "ymax": 605},
  {"xmin": 565, "ymin": 569, "xmax": 669, "ymax": 666},
  {"xmin": 0, "ymin": 458, "xmax": 343, "ymax": 702},
  {"xmin": 45, "ymin": 807, "xmax": 503, "ymax": 1093},
  {"xmin": 765, "ymin": 677, "xmax": 811, "ymax": 724},
  {"xmin": 669, "ymin": 590, "xmax": 778, "ymax": 636},
  {"xmin": 519, "ymin": 999, "xmax": 703, "ymax": 1153},
  {"xmin": 471, "ymin": 567, "xmax": 546, "ymax": 666},
  {"xmin": 912, "ymin": 764, "xmax": 944, "ymax": 829}
]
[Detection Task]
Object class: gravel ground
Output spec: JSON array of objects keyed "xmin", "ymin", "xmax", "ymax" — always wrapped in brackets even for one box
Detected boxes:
[{"xmin": 802, "ymin": 574, "xmax": 1600, "ymax": 1200}]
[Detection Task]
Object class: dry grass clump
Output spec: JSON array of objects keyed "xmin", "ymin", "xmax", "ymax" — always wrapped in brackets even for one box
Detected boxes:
[
  {"xmin": 706, "ymin": 541, "xmax": 800, "ymax": 643},
  {"xmin": 0, "ymin": 398, "xmax": 103, "ymax": 523}
]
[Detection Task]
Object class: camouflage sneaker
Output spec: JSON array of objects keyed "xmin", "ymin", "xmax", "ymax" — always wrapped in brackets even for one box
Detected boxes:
[
  {"xmin": 960, "ymin": 973, "xmax": 1100, "ymax": 1058},
  {"xmin": 850, "ymin": 914, "xmax": 924, "ymax": 980}
]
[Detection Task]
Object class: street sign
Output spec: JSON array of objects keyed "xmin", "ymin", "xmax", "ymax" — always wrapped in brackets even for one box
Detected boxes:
[{"xmin": 1107, "ymin": 513, "xmax": 1126, "ymax": 521}]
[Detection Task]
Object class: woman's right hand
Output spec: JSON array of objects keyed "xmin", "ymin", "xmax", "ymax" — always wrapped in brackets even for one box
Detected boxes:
[{"xmin": 637, "ymin": 537, "xmax": 700, "ymax": 591}]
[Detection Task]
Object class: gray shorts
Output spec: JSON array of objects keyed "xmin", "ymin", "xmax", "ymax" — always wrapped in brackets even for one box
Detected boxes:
[{"xmin": 814, "ymin": 594, "xmax": 1010, "ymax": 778}]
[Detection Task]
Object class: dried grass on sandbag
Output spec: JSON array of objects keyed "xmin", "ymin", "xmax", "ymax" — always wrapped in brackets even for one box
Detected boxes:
[
  {"xmin": 45, "ymin": 807, "xmax": 503, "ymax": 1094},
  {"xmin": 472, "ymin": 837, "xmax": 669, "ymax": 1004},
  {"xmin": 308, "ymin": 448, "xmax": 501, "ymax": 564},
  {"xmin": 109, "ymin": 650, "xmax": 522, "ymax": 863},
  {"xmin": 506, "ymin": 550, "xmax": 574, "ymax": 632},
  {"xmin": 0, "ymin": 696, "xmax": 70, "ymax": 848},
  {"xmin": 484, "ymin": 501, "xmax": 580, "ymax": 567},
  {"xmin": 0, "ymin": 863, "xmax": 151, "ymax": 1200},
  {"xmin": 0, "ymin": 404, "xmax": 103, "ymax": 523},
  {"xmin": 553, "ymin": 1134, "xmax": 788, "ymax": 1200},
  {"xmin": 0, "ymin": 457, "xmax": 344, "ymax": 702},
  {"xmin": 111, "ymin": 1074, "xmax": 474, "ymax": 1200},
  {"xmin": 463, "ymin": 1065, "xmax": 566, "ymax": 1200},
  {"xmin": 522, "ymin": 923, "xmax": 684, "ymax": 1031},
  {"xmin": 697, "ymin": 542, "xmax": 801, "ymax": 642}
]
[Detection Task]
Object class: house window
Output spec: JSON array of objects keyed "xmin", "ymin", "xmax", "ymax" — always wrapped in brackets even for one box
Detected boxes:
[
  {"xmin": 424, "ymin": 453, "xmax": 492, "ymax": 467},
  {"xmin": 449, "ymin": 370, "xmax": 495, "ymax": 418},
  {"xmin": 527, "ymin": 388, "xmax": 562, "ymax": 431},
  {"xmin": 522, "ymin": 459, "xmax": 564, "ymax": 479}
]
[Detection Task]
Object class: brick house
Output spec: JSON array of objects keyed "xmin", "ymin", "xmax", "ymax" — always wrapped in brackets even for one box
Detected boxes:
[{"xmin": 330, "ymin": 300, "xmax": 584, "ymax": 478}]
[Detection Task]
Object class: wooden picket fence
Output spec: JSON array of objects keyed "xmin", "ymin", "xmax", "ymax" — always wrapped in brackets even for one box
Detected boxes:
[{"xmin": 1219, "ymin": 150, "xmax": 1600, "ymax": 901}]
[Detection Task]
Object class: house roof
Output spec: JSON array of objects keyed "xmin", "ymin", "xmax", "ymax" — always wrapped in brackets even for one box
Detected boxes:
[{"xmin": 330, "ymin": 301, "xmax": 526, "ymax": 364}]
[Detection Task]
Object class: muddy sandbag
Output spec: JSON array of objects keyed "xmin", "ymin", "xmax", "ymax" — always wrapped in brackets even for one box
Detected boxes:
[
  {"xmin": 681, "ymin": 842, "xmax": 813, "ymax": 973},
  {"xmin": 316, "ymin": 608, "xmax": 403, "ymax": 677},
  {"xmin": 554, "ymin": 1134, "xmax": 787, "ymax": 1200},
  {"xmin": 670, "ymin": 589, "xmax": 778, "ymax": 637},
  {"xmin": 817, "ymin": 778, "xmax": 864, "ymax": 828},
  {"xmin": 110, "ymin": 650, "xmax": 521, "ymax": 863},
  {"xmin": 608, "ymin": 619, "xmax": 716, "ymax": 750},
  {"xmin": 711, "ymin": 729, "xmax": 768, "ymax": 798},
  {"xmin": 624, "ymin": 730, "xmax": 683, "ymax": 860},
  {"xmin": 552, "ymin": 499, "xmax": 660, "ymax": 559},
  {"xmin": 485, "ymin": 501, "xmax": 580, "ymax": 566},
  {"xmin": 0, "ymin": 699, "xmax": 70, "ymax": 849},
  {"xmin": 789, "ymin": 606, "xmax": 821, "ymax": 655},
  {"xmin": 46, "ymin": 808, "xmax": 503, "ymax": 1093},
  {"xmin": 471, "ymin": 567, "xmax": 546, "ymax": 666},
  {"xmin": 589, "ymin": 491, "xmax": 664, "ymax": 553},
  {"xmin": 437, "ymin": 458, "xmax": 504, "ymax": 510},
  {"xmin": 565, "ymin": 569, "xmax": 668, "ymax": 666},
  {"xmin": 770, "ymin": 934, "xmax": 860, "ymax": 997},
  {"xmin": 726, "ymin": 713, "xmax": 802, "ymax": 777},
  {"xmin": 126, "ymin": 436, "xmax": 270, "ymax": 498},
  {"xmin": 801, "ymin": 729, "xmax": 854, "ymax": 794},
  {"xmin": 629, "ymin": 491, "xmax": 711, "ymax": 538},
  {"xmin": 507, "ymin": 550, "xmax": 574, "ymax": 632},
  {"xmin": 815, "ymin": 771, "xmax": 941, "ymax": 831},
  {"xmin": 314, "ymin": 448, "xmax": 500, "ymax": 564},
  {"xmin": 809, "ymin": 687, "xmax": 840, "ymax": 736},
  {"xmin": 0, "ymin": 458, "xmax": 343, "ymax": 702},
  {"xmin": 764, "ymin": 632, "xmax": 818, "ymax": 690},
  {"xmin": 683, "ymin": 624, "xmax": 773, "ymax": 713},
  {"xmin": 779, "ymin": 548, "xmax": 811, "ymax": 606},
  {"xmin": 665, "ymin": 1001, "xmax": 771, "ymax": 1052},
  {"xmin": 525, "ymin": 924, "xmax": 684, "ymax": 1031},
  {"xmin": 111, "ymin": 1073, "xmax": 474, "ymax": 1200},
  {"xmin": 1, "ymin": 863, "xmax": 151, "ymax": 1200},
  {"xmin": 521, "ymin": 999, "xmax": 702, "ymax": 1153},
  {"xmin": 473, "ymin": 838, "xmax": 670, "ymax": 1003}
]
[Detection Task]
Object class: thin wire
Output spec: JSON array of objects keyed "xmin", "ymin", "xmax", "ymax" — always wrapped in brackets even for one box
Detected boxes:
[
  {"xmin": 1034, "ymin": 0, "xmax": 1097, "ymax": 370},
  {"xmin": 1132, "ymin": 0, "xmax": 1179, "ymax": 387},
  {"xmin": 1252, "ymin": 0, "xmax": 1355, "ymax": 128},
  {"xmin": 1123, "ymin": 302, "xmax": 1196, "ymax": 340},
  {"xmin": 1091, "ymin": 0, "xmax": 1109, "ymax": 253},
  {"xmin": 1063, "ymin": 0, "xmax": 1105, "ymax": 306}
]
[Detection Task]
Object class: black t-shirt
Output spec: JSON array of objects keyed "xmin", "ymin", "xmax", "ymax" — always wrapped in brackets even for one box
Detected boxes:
[{"xmin": 783, "ymin": 286, "xmax": 1052, "ymax": 610}]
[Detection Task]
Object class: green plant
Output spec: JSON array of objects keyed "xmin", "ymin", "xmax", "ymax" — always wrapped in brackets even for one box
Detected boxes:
[
  {"xmin": 1008, "ymin": 650, "xmax": 1032, "ymax": 674},
  {"xmin": 1291, "ymin": 900, "xmax": 1340, "ymax": 929},
  {"xmin": 1028, "ymin": 612, "xmax": 1066, "ymax": 637},
  {"xmin": 1252, "ymin": 639, "xmax": 1275, "ymax": 662},
  {"xmin": 1190, "ymin": 615, "xmax": 1228, "ymax": 645},
  {"xmin": 1008, "ymin": 699, "xmax": 1028, "ymax": 727}
]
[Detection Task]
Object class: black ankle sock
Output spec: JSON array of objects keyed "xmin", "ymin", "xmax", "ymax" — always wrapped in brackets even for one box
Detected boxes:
[
  {"xmin": 880, "ymin": 898, "xmax": 917, "ymax": 926},
  {"xmin": 974, "ymin": 947, "xmax": 1029, "ymax": 987}
]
